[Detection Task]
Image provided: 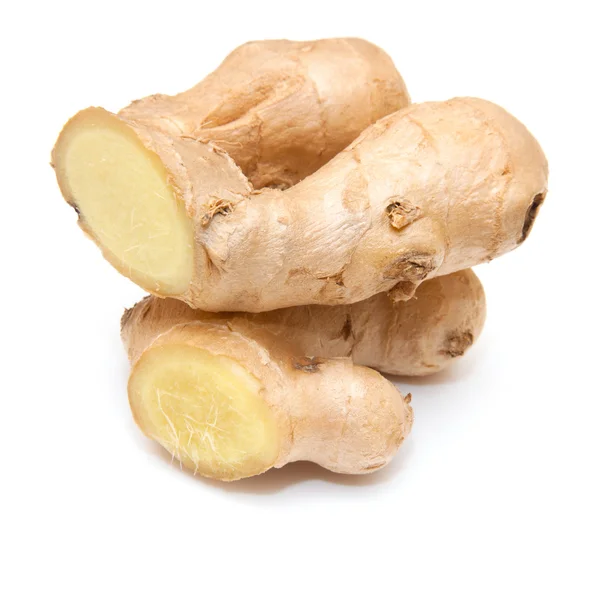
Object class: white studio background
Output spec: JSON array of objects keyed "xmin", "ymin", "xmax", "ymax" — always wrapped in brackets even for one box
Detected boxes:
[{"xmin": 1, "ymin": 1, "xmax": 598, "ymax": 598}]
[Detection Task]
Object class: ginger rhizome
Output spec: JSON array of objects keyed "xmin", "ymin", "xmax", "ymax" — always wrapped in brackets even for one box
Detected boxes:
[
  {"xmin": 123, "ymin": 270, "xmax": 485, "ymax": 377},
  {"xmin": 122, "ymin": 307, "xmax": 413, "ymax": 481},
  {"xmin": 53, "ymin": 94, "xmax": 547, "ymax": 311},
  {"xmin": 120, "ymin": 269, "xmax": 483, "ymax": 479},
  {"xmin": 51, "ymin": 38, "xmax": 409, "ymax": 304}
]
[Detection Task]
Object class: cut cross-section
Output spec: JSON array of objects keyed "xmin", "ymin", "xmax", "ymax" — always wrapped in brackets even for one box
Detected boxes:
[
  {"xmin": 53, "ymin": 108, "xmax": 194, "ymax": 295},
  {"xmin": 128, "ymin": 344, "xmax": 280, "ymax": 481}
]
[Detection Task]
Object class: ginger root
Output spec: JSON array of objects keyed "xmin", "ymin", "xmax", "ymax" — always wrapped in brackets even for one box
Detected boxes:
[
  {"xmin": 122, "ymin": 311, "xmax": 413, "ymax": 481},
  {"xmin": 123, "ymin": 270, "xmax": 486, "ymax": 377},
  {"xmin": 120, "ymin": 269, "xmax": 483, "ymax": 479},
  {"xmin": 52, "ymin": 38, "xmax": 409, "ymax": 301},
  {"xmin": 53, "ymin": 94, "xmax": 547, "ymax": 310}
]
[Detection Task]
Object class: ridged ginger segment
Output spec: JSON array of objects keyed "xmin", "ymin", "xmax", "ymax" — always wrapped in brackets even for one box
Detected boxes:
[
  {"xmin": 54, "ymin": 96, "xmax": 547, "ymax": 311},
  {"xmin": 52, "ymin": 37, "xmax": 410, "ymax": 301},
  {"xmin": 123, "ymin": 318, "xmax": 413, "ymax": 481},
  {"xmin": 123, "ymin": 270, "xmax": 486, "ymax": 377}
]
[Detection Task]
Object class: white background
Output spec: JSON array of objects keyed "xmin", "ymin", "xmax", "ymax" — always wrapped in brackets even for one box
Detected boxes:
[{"xmin": 2, "ymin": 1, "xmax": 598, "ymax": 598}]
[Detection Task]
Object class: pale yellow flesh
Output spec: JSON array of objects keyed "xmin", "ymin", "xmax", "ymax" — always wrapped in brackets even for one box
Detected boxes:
[
  {"xmin": 129, "ymin": 345, "xmax": 280, "ymax": 480},
  {"xmin": 59, "ymin": 110, "xmax": 194, "ymax": 295}
]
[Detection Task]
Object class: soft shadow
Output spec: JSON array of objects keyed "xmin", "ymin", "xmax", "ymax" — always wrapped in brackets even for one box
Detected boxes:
[{"xmin": 144, "ymin": 436, "xmax": 415, "ymax": 495}]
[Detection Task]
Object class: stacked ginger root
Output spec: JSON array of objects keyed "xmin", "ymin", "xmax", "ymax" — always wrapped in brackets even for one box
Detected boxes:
[{"xmin": 52, "ymin": 38, "xmax": 547, "ymax": 481}]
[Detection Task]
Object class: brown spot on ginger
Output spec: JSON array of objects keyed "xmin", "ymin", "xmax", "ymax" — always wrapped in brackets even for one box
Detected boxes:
[
  {"xmin": 519, "ymin": 192, "xmax": 546, "ymax": 244},
  {"xmin": 384, "ymin": 251, "xmax": 437, "ymax": 282},
  {"xmin": 386, "ymin": 197, "xmax": 421, "ymax": 230},
  {"xmin": 441, "ymin": 330, "xmax": 474, "ymax": 358},
  {"xmin": 292, "ymin": 356, "xmax": 325, "ymax": 373},
  {"xmin": 200, "ymin": 197, "xmax": 234, "ymax": 227},
  {"xmin": 340, "ymin": 315, "xmax": 353, "ymax": 341}
]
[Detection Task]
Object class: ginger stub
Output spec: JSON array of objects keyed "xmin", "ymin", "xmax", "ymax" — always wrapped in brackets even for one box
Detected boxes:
[
  {"xmin": 53, "ymin": 95, "xmax": 547, "ymax": 311},
  {"xmin": 124, "ymin": 319, "xmax": 413, "ymax": 481}
]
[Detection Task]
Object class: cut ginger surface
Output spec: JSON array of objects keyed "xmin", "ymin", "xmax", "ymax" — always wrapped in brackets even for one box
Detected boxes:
[
  {"xmin": 129, "ymin": 344, "xmax": 280, "ymax": 480},
  {"xmin": 54, "ymin": 108, "xmax": 194, "ymax": 295}
]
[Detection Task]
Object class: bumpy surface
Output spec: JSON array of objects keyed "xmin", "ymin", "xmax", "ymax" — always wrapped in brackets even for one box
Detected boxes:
[
  {"xmin": 124, "ymin": 320, "xmax": 413, "ymax": 481},
  {"xmin": 54, "ymin": 96, "xmax": 547, "ymax": 311},
  {"xmin": 119, "ymin": 38, "xmax": 410, "ymax": 189},
  {"xmin": 122, "ymin": 270, "xmax": 486, "ymax": 376},
  {"xmin": 52, "ymin": 37, "xmax": 410, "ymax": 298}
]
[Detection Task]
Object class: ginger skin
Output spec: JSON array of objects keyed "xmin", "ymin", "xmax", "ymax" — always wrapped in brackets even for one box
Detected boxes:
[
  {"xmin": 53, "ymin": 95, "xmax": 547, "ymax": 311},
  {"xmin": 123, "ymin": 314, "xmax": 413, "ymax": 481},
  {"xmin": 123, "ymin": 270, "xmax": 486, "ymax": 377},
  {"xmin": 118, "ymin": 38, "xmax": 409, "ymax": 190}
]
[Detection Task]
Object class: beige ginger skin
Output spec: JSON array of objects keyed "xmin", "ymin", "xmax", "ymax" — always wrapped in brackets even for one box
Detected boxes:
[
  {"xmin": 123, "ymin": 269, "xmax": 486, "ymax": 377},
  {"xmin": 118, "ymin": 38, "xmax": 410, "ymax": 189},
  {"xmin": 53, "ymin": 93, "xmax": 547, "ymax": 311},
  {"xmin": 122, "ymin": 310, "xmax": 413, "ymax": 481}
]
